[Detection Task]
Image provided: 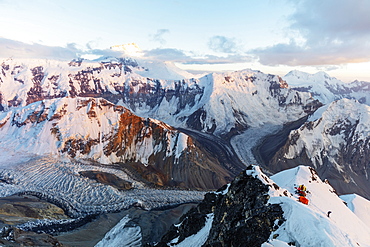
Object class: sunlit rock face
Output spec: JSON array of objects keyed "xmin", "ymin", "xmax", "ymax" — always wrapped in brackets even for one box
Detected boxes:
[{"xmin": 0, "ymin": 97, "xmax": 232, "ymax": 189}]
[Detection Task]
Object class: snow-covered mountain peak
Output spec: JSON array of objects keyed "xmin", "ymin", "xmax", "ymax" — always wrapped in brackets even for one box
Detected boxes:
[
  {"xmin": 321, "ymin": 98, "xmax": 370, "ymax": 128},
  {"xmin": 210, "ymin": 69, "xmax": 286, "ymax": 89},
  {"xmin": 284, "ymin": 99, "xmax": 370, "ymax": 165},
  {"xmin": 283, "ymin": 70, "xmax": 370, "ymax": 105},
  {"xmin": 133, "ymin": 59, "xmax": 194, "ymax": 80},
  {"xmin": 284, "ymin": 70, "xmax": 338, "ymax": 86},
  {"xmin": 0, "ymin": 96, "xmax": 237, "ymax": 189},
  {"xmin": 0, "ymin": 97, "xmax": 185, "ymax": 164},
  {"xmin": 195, "ymin": 69, "xmax": 316, "ymax": 135}
]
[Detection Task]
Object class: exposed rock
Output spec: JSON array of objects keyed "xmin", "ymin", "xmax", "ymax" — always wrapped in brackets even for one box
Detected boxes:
[
  {"xmin": 79, "ymin": 171, "xmax": 133, "ymax": 190},
  {"xmin": 152, "ymin": 166, "xmax": 285, "ymax": 247},
  {"xmin": 0, "ymin": 195, "xmax": 70, "ymax": 226},
  {"xmin": 0, "ymin": 226, "xmax": 63, "ymax": 246}
]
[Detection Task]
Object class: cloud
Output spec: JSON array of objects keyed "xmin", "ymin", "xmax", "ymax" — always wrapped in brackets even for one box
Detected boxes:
[
  {"xmin": 0, "ymin": 38, "xmax": 78, "ymax": 59},
  {"xmin": 208, "ymin": 36, "xmax": 238, "ymax": 54},
  {"xmin": 253, "ymin": 0, "xmax": 370, "ymax": 66},
  {"xmin": 0, "ymin": 38, "xmax": 251, "ymax": 65},
  {"xmin": 142, "ymin": 48, "xmax": 251, "ymax": 64},
  {"xmin": 144, "ymin": 48, "xmax": 189, "ymax": 61},
  {"xmin": 0, "ymin": 38, "xmax": 123, "ymax": 60},
  {"xmin": 150, "ymin": 29, "xmax": 170, "ymax": 45}
]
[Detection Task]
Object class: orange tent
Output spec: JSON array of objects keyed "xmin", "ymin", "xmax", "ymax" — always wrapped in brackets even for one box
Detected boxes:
[{"xmin": 299, "ymin": 196, "xmax": 309, "ymax": 205}]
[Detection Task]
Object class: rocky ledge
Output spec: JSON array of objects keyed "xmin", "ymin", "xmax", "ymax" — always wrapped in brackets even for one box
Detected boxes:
[{"xmin": 79, "ymin": 171, "xmax": 133, "ymax": 190}]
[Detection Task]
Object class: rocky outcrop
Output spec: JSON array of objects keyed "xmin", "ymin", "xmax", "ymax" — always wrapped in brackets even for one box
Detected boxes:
[
  {"xmin": 0, "ymin": 195, "xmax": 70, "ymax": 226},
  {"xmin": 79, "ymin": 171, "xmax": 133, "ymax": 190},
  {"xmin": 0, "ymin": 226, "xmax": 63, "ymax": 247},
  {"xmin": 152, "ymin": 166, "xmax": 285, "ymax": 247}
]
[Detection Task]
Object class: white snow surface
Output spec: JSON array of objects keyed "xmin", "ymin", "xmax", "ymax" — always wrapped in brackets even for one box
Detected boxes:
[
  {"xmin": 134, "ymin": 59, "xmax": 194, "ymax": 80},
  {"xmin": 95, "ymin": 215, "xmax": 142, "ymax": 247},
  {"xmin": 340, "ymin": 194, "xmax": 370, "ymax": 229},
  {"xmin": 269, "ymin": 165, "xmax": 370, "ymax": 247},
  {"xmin": 283, "ymin": 70, "xmax": 346, "ymax": 104},
  {"xmin": 285, "ymin": 99, "xmax": 370, "ymax": 170}
]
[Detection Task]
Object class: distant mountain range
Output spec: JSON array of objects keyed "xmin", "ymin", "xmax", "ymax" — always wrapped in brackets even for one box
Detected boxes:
[{"xmin": 0, "ymin": 56, "xmax": 370, "ymax": 246}]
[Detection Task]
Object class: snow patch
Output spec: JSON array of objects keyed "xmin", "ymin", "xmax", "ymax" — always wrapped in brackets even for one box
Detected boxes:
[
  {"xmin": 95, "ymin": 215, "xmax": 142, "ymax": 247},
  {"xmin": 173, "ymin": 213, "xmax": 214, "ymax": 247}
]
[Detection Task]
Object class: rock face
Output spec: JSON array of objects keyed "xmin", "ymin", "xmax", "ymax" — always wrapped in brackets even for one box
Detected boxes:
[
  {"xmin": 78, "ymin": 171, "xmax": 133, "ymax": 190},
  {"xmin": 268, "ymin": 99, "xmax": 370, "ymax": 199},
  {"xmin": 0, "ymin": 97, "xmax": 233, "ymax": 190},
  {"xmin": 153, "ymin": 166, "xmax": 285, "ymax": 247}
]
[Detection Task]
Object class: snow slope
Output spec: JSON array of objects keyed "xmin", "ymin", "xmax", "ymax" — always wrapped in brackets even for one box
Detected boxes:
[
  {"xmin": 270, "ymin": 166, "xmax": 370, "ymax": 247},
  {"xmin": 134, "ymin": 59, "xmax": 194, "ymax": 80},
  {"xmin": 340, "ymin": 194, "xmax": 370, "ymax": 229}
]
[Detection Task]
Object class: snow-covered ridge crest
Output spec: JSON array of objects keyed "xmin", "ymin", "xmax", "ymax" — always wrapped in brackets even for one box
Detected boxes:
[
  {"xmin": 0, "ymin": 97, "xmax": 190, "ymax": 165},
  {"xmin": 0, "ymin": 57, "xmax": 208, "ymax": 133}
]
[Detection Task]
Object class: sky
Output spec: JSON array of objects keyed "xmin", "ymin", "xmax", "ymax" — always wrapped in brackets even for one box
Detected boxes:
[{"xmin": 0, "ymin": 0, "xmax": 370, "ymax": 82}]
